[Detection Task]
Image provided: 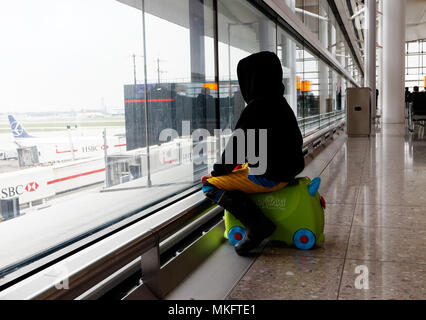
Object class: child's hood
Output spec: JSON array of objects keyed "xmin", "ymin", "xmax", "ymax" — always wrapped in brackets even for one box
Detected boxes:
[{"xmin": 236, "ymin": 51, "xmax": 285, "ymax": 104}]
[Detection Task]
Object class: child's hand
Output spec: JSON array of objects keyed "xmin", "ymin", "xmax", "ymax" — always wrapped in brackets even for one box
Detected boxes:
[{"xmin": 201, "ymin": 173, "xmax": 212, "ymax": 183}]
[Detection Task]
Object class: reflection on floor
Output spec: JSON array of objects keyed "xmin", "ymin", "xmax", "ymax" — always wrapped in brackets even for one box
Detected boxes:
[{"xmin": 228, "ymin": 124, "xmax": 426, "ymax": 300}]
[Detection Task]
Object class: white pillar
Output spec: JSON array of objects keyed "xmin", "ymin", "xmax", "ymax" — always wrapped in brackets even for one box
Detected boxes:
[
  {"xmin": 377, "ymin": 0, "xmax": 383, "ymax": 114},
  {"xmin": 329, "ymin": 21, "xmax": 336, "ymax": 110},
  {"xmin": 367, "ymin": 0, "xmax": 376, "ymax": 127},
  {"xmin": 364, "ymin": 5, "xmax": 369, "ymax": 87},
  {"xmin": 319, "ymin": 4, "xmax": 328, "ymax": 114},
  {"xmin": 287, "ymin": 0, "xmax": 297, "ymax": 116},
  {"xmin": 288, "ymin": 39, "xmax": 298, "ymax": 116},
  {"xmin": 259, "ymin": 19, "xmax": 275, "ymax": 52},
  {"xmin": 282, "ymin": 0, "xmax": 297, "ymax": 116},
  {"xmin": 319, "ymin": 61, "xmax": 328, "ymax": 114},
  {"xmin": 383, "ymin": 0, "xmax": 406, "ymax": 124}
]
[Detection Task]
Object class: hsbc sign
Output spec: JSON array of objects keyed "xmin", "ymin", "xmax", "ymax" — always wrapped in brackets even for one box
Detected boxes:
[
  {"xmin": 25, "ymin": 182, "xmax": 39, "ymax": 192},
  {"xmin": 81, "ymin": 145, "xmax": 105, "ymax": 153},
  {"xmin": 1, "ymin": 185, "xmax": 25, "ymax": 198},
  {"xmin": 1, "ymin": 182, "xmax": 40, "ymax": 198},
  {"xmin": 0, "ymin": 167, "xmax": 55, "ymax": 204}
]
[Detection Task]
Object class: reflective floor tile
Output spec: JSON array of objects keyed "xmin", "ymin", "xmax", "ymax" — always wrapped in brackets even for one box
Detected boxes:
[
  {"xmin": 357, "ymin": 183, "xmax": 426, "ymax": 206},
  {"xmin": 353, "ymin": 204, "xmax": 426, "ymax": 230},
  {"xmin": 320, "ymin": 184, "xmax": 359, "ymax": 204},
  {"xmin": 320, "ymin": 170, "xmax": 362, "ymax": 187},
  {"xmin": 360, "ymin": 171, "xmax": 426, "ymax": 187},
  {"xmin": 347, "ymin": 225, "xmax": 426, "ymax": 264},
  {"xmin": 324, "ymin": 204, "xmax": 355, "ymax": 226},
  {"xmin": 227, "ymin": 254, "xmax": 344, "ymax": 300}
]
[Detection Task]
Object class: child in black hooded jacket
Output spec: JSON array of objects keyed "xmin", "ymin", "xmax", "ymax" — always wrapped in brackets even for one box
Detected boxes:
[{"xmin": 202, "ymin": 51, "xmax": 305, "ymax": 255}]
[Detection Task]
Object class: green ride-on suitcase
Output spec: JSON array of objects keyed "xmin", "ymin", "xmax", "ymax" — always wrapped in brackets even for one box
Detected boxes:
[{"xmin": 224, "ymin": 177, "xmax": 325, "ymax": 250}]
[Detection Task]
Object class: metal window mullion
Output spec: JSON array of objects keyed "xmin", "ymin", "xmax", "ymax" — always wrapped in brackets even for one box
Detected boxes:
[{"xmin": 141, "ymin": 0, "xmax": 152, "ymax": 187}]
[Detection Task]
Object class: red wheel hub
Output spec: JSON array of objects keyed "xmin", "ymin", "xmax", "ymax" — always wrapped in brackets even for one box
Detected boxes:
[
  {"xmin": 300, "ymin": 235, "xmax": 309, "ymax": 244},
  {"xmin": 234, "ymin": 233, "xmax": 242, "ymax": 241}
]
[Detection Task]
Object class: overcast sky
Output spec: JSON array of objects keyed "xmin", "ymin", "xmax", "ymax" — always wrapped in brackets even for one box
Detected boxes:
[
  {"xmin": 0, "ymin": 0, "xmax": 193, "ymax": 113},
  {"xmin": 0, "ymin": 0, "xmax": 254, "ymax": 113},
  {"xmin": 0, "ymin": 1, "xmax": 134, "ymax": 112}
]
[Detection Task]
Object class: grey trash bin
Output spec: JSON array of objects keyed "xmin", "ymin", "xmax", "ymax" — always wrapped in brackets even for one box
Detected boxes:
[{"xmin": 346, "ymin": 87, "xmax": 372, "ymax": 136}]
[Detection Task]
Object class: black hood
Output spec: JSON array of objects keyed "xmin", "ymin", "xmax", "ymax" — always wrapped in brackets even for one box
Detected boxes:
[{"xmin": 236, "ymin": 51, "xmax": 285, "ymax": 103}]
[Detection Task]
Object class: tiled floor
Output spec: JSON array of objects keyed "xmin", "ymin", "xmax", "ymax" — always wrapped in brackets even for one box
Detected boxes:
[{"xmin": 228, "ymin": 124, "xmax": 426, "ymax": 300}]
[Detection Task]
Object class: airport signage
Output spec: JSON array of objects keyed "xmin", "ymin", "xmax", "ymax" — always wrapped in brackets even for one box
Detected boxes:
[
  {"xmin": 81, "ymin": 145, "xmax": 102, "ymax": 153},
  {"xmin": 0, "ymin": 167, "xmax": 55, "ymax": 204}
]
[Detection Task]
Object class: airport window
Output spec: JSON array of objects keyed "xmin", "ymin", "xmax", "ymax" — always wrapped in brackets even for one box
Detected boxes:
[
  {"xmin": 405, "ymin": 39, "xmax": 426, "ymax": 90},
  {"xmin": 301, "ymin": 50, "xmax": 320, "ymax": 117},
  {"xmin": 295, "ymin": 43, "xmax": 306, "ymax": 135},
  {"xmin": 217, "ymin": 0, "xmax": 276, "ymax": 130},
  {"xmin": 0, "ymin": 0, "xmax": 357, "ymax": 283},
  {"xmin": 277, "ymin": 27, "xmax": 299, "ymax": 119},
  {"xmin": 278, "ymin": 0, "xmax": 361, "ymax": 87},
  {"xmin": 0, "ymin": 0, "xmax": 218, "ymax": 281}
]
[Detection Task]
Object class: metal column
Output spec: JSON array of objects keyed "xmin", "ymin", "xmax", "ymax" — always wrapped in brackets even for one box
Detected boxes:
[
  {"xmin": 189, "ymin": 0, "xmax": 208, "ymax": 181},
  {"xmin": 189, "ymin": 0, "xmax": 206, "ymax": 83}
]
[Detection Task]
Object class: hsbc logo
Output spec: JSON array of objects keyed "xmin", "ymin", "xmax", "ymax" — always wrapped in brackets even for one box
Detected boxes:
[
  {"xmin": 81, "ymin": 145, "xmax": 108, "ymax": 153},
  {"xmin": 1, "ymin": 181, "xmax": 40, "ymax": 199},
  {"xmin": 25, "ymin": 182, "xmax": 39, "ymax": 192},
  {"xmin": 1, "ymin": 185, "xmax": 24, "ymax": 198}
]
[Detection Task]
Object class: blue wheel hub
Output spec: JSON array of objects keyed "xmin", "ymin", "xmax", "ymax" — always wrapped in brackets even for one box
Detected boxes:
[
  {"xmin": 293, "ymin": 229, "xmax": 316, "ymax": 250},
  {"xmin": 228, "ymin": 226, "xmax": 246, "ymax": 246}
]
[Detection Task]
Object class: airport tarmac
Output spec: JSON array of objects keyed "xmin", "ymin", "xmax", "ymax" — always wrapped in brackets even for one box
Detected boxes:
[
  {"xmin": 0, "ymin": 159, "xmax": 19, "ymax": 174},
  {"xmin": 0, "ymin": 114, "xmax": 126, "ymax": 176},
  {"xmin": 0, "ymin": 115, "xmax": 128, "ymax": 223}
]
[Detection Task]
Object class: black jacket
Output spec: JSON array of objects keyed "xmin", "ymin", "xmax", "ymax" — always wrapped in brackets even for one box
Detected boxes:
[{"xmin": 211, "ymin": 51, "xmax": 305, "ymax": 182}]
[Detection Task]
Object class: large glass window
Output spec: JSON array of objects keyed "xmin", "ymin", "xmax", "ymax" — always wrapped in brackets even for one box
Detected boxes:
[
  {"xmin": 277, "ymin": 27, "xmax": 298, "ymax": 117},
  {"xmin": 0, "ymin": 0, "xmax": 218, "ymax": 281},
  {"xmin": 286, "ymin": 0, "xmax": 361, "ymax": 88},
  {"xmin": 302, "ymin": 50, "xmax": 320, "ymax": 117},
  {"xmin": 138, "ymin": 0, "xmax": 216, "ymax": 182},
  {"xmin": 296, "ymin": 42, "xmax": 305, "ymax": 127},
  {"xmin": 218, "ymin": 0, "xmax": 276, "ymax": 131},
  {"xmin": 0, "ymin": 0, "xmax": 357, "ymax": 283},
  {"xmin": 405, "ymin": 39, "xmax": 426, "ymax": 90}
]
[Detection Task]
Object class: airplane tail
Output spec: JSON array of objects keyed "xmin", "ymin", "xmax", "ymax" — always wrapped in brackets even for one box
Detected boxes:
[{"xmin": 8, "ymin": 115, "xmax": 35, "ymax": 138}]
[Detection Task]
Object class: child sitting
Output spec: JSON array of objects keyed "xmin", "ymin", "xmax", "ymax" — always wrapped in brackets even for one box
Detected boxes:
[{"xmin": 202, "ymin": 51, "xmax": 305, "ymax": 255}]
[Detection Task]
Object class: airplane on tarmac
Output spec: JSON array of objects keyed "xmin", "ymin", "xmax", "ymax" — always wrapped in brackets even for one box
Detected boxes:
[{"xmin": 7, "ymin": 115, "xmax": 126, "ymax": 163}]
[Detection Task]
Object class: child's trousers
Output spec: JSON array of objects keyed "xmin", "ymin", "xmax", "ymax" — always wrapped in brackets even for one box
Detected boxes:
[{"xmin": 202, "ymin": 164, "xmax": 287, "ymax": 235}]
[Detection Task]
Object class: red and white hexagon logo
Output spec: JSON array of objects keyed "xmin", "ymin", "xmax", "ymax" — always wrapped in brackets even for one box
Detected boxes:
[{"xmin": 25, "ymin": 182, "xmax": 39, "ymax": 192}]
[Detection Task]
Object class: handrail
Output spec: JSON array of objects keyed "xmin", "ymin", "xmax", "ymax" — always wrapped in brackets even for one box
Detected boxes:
[
  {"xmin": 0, "ymin": 193, "xmax": 215, "ymax": 300},
  {"xmin": 303, "ymin": 117, "xmax": 345, "ymax": 149},
  {"xmin": 298, "ymin": 111, "xmax": 345, "ymax": 125},
  {"xmin": 298, "ymin": 110, "xmax": 344, "ymax": 122}
]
